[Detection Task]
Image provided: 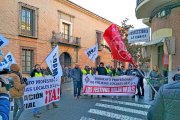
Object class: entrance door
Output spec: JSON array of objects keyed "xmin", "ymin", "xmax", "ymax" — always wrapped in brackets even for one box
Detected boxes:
[{"xmin": 59, "ymin": 52, "xmax": 71, "ymax": 68}]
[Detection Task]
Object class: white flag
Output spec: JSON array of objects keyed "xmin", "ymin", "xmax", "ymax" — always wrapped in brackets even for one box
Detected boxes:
[
  {"xmin": 0, "ymin": 52, "xmax": 16, "ymax": 71},
  {"xmin": 0, "ymin": 34, "xmax": 9, "ymax": 49},
  {"xmin": 45, "ymin": 46, "xmax": 62, "ymax": 78},
  {"xmin": 85, "ymin": 43, "xmax": 98, "ymax": 62}
]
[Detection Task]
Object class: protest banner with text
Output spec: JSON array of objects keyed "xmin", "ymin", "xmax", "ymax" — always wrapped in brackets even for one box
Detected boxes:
[
  {"xmin": 83, "ymin": 75, "xmax": 139, "ymax": 96},
  {"xmin": 10, "ymin": 76, "xmax": 60, "ymax": 110}
]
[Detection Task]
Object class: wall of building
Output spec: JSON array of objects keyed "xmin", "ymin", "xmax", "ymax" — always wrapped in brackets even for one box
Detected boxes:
[
  {"xmin": 0, "ymin": 0, "xmax": 113, "ymax": 71},
  {"xmin": 151, "ymin": 7, "xmax": 180, "ymax": 70}
]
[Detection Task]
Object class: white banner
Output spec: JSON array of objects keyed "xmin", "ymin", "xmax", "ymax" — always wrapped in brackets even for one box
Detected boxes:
[
  {"xmin": 0, "ymin": 52, "xmax": 16, "ymax": 71},
  {"xmin": 128, "ymin": 28, "xmax": 150, "ymax": 43},
  {"xmin": 83, "ymin": 75, "xmax": 139, "ymax": 95},
  {"xmin": 0, "ymin": 34, "xmax": 9, "ymax": 49},
  {"xmin": 45, "ymin": 46, "xmax": 62, "ymax": 79},
  {"xmin": 10, "ymin": 76, "xmax": 60, "ymax": 110},
  {"xmin": 85, "ymin": 43, "xmax": 98, "ymax": 62}
]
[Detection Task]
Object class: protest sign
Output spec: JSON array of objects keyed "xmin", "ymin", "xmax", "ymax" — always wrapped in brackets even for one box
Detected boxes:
[
  {"xmin": 83, "ymin": 75, "xmax": 139, "ymax": 96},
  {"xmin": 0, "ymin": 52, "xmax": 16, "ymax": 70},
  {"xmin": 10, "ymin": 76, "xmax": 60, "ymax": 110},
  {"xmin": 0, "ymin": 34, "xmax": 9, "ymax": 49},
  {"xmin": 45, "ymin": 45, "xmax": 62, "ymax": 79},
  {"xmin": 85, "ymin": 43, "xmax": 98, "ymax": 62}
]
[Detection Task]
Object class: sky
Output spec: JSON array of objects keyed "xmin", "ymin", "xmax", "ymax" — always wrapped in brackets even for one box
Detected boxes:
[{"xmin": 69, "ymin": 0, "xmax": 147, "ymax": 29}]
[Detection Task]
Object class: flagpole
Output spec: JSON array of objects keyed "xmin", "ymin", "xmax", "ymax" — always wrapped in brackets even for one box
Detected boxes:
[
  {"xmin": 136, "ymin": 69, "xmax": 158, "ymax": 94},
  {"xmin": 40, "ymin": 45, "xmax": 58, "ymax": 66}
]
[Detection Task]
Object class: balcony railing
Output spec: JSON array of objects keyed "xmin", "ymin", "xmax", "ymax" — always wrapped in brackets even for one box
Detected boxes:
[{"xmin": 50, "ymin": 32, "xmax": 81, "ymax": 47}]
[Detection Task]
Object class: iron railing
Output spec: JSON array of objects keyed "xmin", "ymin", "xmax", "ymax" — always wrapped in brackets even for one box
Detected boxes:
[{"xmin": 51, "ymin": 32, "xmax": 81, "ymax": 47}]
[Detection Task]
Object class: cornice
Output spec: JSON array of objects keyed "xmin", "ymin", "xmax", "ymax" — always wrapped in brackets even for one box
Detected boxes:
[{"xmin": 56, "ymin": 0, "xmax": 113, "ymax": 25}]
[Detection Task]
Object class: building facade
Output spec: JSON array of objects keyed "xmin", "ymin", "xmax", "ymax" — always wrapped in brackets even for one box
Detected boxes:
[
  {"xmin": 136, "ymin": 0, "xmax": 180, "ymax": 81},
  {"xmin": 0, "ymin": 0, "xmax": 114, "ymax": 74}
]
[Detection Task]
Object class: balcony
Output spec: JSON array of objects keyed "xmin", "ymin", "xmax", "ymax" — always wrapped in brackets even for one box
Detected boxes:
[
  {"xmin": 135, "ymin": 0, "xmax": 171, "ymax": 19},
  {"xmin": 50, "ymin": 32, "xmax": 81, "ymax": 47}
]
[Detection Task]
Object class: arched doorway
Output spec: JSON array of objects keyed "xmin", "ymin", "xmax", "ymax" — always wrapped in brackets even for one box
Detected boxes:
[{"xmin": 59, "ymin": 52, "xmax": 71, "ymax": 68}]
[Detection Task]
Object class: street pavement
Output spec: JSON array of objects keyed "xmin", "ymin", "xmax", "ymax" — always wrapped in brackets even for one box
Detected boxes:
[{"xmin": 10, "ymin": 78, "xmax": 153, "ymax": 120}]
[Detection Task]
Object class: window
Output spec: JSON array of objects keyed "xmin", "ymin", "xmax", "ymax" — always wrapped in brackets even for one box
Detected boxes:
[
  {"xmin": 22, "ymin": 48, "xmax": 34, "ymax": 73},
  {"xmin": 62, "ymin": 22, "xmax": 70, "ymax": 40},
  {"xmin": 19, "ymin": 2, "xmax": 38, "ymax": 37},
  {"xmin": 96, "ymin": 31, "xmax": 103, "ymax": 50},
  {"xmin": 59, "ymin": 11, "xmax": 74, "ymax": 40}
]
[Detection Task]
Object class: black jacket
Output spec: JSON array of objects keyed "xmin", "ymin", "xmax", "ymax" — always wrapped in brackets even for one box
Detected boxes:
[{"xmin": 96, "ymin": 67, "xmax": 107, "ymax": 75}]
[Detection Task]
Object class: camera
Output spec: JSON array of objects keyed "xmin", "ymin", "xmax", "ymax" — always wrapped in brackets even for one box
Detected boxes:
[{"xmin": 22, "ymin": 77, "xmax": 28, "ymax": 85}]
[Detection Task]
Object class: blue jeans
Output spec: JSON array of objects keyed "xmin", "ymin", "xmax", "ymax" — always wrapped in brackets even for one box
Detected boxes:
[
  {"xmin": 13, "ymin": 97, "xmax": 24, "ymax": 120},
  {"xmin": 73, "ymin": 81, "xmax": 81, "ymax": 97}
]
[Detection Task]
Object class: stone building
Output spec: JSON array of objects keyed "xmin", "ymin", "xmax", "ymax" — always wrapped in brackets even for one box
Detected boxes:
[
  {"xmin": 136, "ymin": 0, "xmax": 180, "ymax": 81},
  {"xmin": 0, "ymin": 0, "xmax": 115, "ymax": 74}
]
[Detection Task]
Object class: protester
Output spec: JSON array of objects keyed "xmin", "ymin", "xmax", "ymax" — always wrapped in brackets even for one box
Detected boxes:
[
  {"xmin": 125, "ymin": 65, "xmax": 134, "ymax": 75},
  {"xmin": 9, "ymin": 64, "xmax": 27, "ymax": 120},
  {"xmin": 135, "ymin": 67, "xmax": 145, "ymax": 97},
  {"xmin": 111, "ymin": 66, "xmax": 116, "ymax": 76},
  {"xmin": 43, "ymin": 67, "xmax": 58, "ymax": 110},
  {"xmin": 68, "ymin": 67, "xmax": 72, "ymax": 79},
  {"xmin": 96, "ymin": 62, "xmax": 107, "ymax": 98},
  {"xmin": 71, "ymin": 63, "xmax": 82, "ymax": 99},
  {"xmin": 147, "ymin": 66, "xmax": 180, "ymax": 120},
  {"xmin": 0, "ymin": 75, "xmax": 10, "ymax": 120},
  {"xmin": 91, "ymin": 67, "xmax": 97, "ymax": 75},
  {"xmin": 149, "ymin": 65, "xmax": 162, "ymax": 100},
  {"xmin": 106, "ymin": 64, "xmax": 112, "ymax": 76},
  {"xmin": 30, "ymin": 64, "xmax": 43, "ymax": 118},
  {"xmin": 96, "ymin": 62, "xmax": 107, "ymax": 75},
  {"xmin": 63, "ymin": 66, "xmax": 69, "ymax": 82},
  {"xmin": 82, "ymin": 65, "xmax": 93, "ymax": 98},
  {"xmin": 82, "ymin": 65, "xmax": 92, "ymax": 75},
  {"xmin": 116, "ymin": 66, "xmax": 125, "ymax": 76}
]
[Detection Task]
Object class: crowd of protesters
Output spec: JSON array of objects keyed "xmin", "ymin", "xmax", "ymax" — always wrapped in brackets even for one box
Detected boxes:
[
  {"xmin": 0, "ymin": 62, "xmax": 179, "ymax": 120},
  {"xmin": 70, "ymin": 62, "xmax": 146, "ymax": 100}
]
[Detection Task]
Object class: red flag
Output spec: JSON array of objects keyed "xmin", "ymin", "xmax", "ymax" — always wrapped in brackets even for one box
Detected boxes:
[{"xmin": 103, "ymin": 24, "xmax": 136, "ymax": 67}]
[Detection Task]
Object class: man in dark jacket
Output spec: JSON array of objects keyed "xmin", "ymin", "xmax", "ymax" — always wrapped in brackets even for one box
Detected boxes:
[
  {"xmin": 147, "ymin": 81, "xmax": 180, "ymax": 120},
  {"xmin": 96, "ymin": 62, "xmax": 107, "ymax": 75},
  {"xmin": 71, "ymin": 63, "xmax": 82, "ymax": 99},
  {"xmin": 147, "ymin": 67, "xmax": 180, "ymax": 120},
  {"xmin": 125, "ymin": 65, "xmax": 134, "ymax": 75}
]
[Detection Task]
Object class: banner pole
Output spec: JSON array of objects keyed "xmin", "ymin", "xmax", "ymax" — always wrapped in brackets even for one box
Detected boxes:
[
  {"xmin": 40, "ymin": 45, "xmax": 57, "ymax": 66},
  {"xmin": 137, "ymin": 69, "xmax": 158, "ymax": 94}
]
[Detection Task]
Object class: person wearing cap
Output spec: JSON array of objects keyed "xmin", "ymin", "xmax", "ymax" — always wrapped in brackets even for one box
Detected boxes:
[{"xmin": 147, "ymin": 66, "xmax": 180, "ymax": 120}]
